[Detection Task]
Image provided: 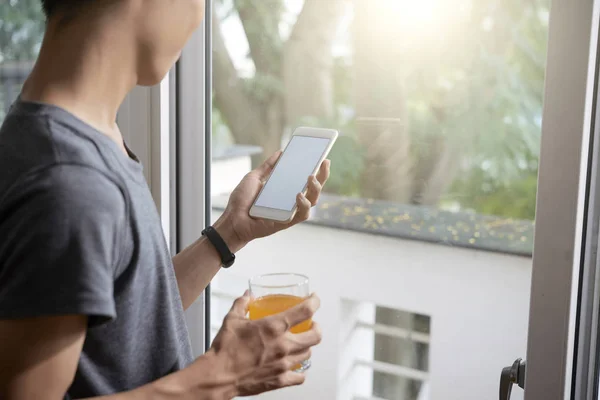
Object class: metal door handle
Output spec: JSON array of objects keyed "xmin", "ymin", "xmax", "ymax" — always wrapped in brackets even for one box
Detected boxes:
[{"xmin": 500, "ymin": 358, "xmax": 526, "ymax": 400}]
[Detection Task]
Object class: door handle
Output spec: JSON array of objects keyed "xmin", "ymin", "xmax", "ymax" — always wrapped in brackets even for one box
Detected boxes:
[{"xmin": 500, "ymin": 358, "xmax": 526, "ymax": 400}]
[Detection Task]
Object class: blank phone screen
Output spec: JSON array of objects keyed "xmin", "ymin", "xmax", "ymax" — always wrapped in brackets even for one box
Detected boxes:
[{"xmin": 255, "ymin": 136, "xmax": 331, "ymax": 211}]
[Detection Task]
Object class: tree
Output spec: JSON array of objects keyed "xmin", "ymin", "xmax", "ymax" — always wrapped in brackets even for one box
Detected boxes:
[
  {"xmin": 353, "ymin": 0, "xmax": 547, "ymax": 211},
  {"xmin": 0, "ymin": 1, "xmax": 44, "ymax": 118},
  {"xmin": 0, "ymin": 0, "xmax": 44, "ymax": 62},
  {"xmin": 212, "ymin": 0, "xmax": 347, "ymax": 165},
  {"xmin": 352, "ymin": 1, "xmax": 549, "ymax": 397},
  {"xmin": 351, "ymin": 1, "xmax": 549, "ymax": 397},
  {"xmin": 213, "ymin": 0, "xmax": 548, "ymax": 222}
]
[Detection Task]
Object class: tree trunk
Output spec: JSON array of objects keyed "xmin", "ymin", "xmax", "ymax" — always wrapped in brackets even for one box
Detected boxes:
[
  {"xmin": 212, "ymin": 12, "xmax": 266, "ymax": 148},
  {"xmin": 282, "ymin": 0, "xmax": 346, "ymax": 127},
  {"xmin": 353, "ymin": 2, "xmax": 428, "ymax": 398},
  {"xmin": 213, "ymin": 2, "xmax": 345, "ymax": 167},
  {"xmin": 410, "ymin": 132, "xmax": 461, "ymax": 206},
  {"xmin": 353, "ymin": 0, "xmax": 414, "ymax": 203},
  {"xmin": 257, "ymin": 97, "xmax": 285, "ymax": 166}
]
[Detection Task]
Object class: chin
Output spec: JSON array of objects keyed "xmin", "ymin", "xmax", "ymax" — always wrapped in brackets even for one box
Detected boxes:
[
  {"xmin": 137, "ymin": 70, "xmax": 168, "ymax": 87},
  {"xmin": 137, "ymin": 58, "xmax": 176, "ymax": 86}
]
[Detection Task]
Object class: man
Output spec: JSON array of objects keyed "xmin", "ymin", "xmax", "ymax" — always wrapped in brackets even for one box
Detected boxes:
[{"xmin": 0, "ymin": 0, "xmax": 329, "ymax": 399}]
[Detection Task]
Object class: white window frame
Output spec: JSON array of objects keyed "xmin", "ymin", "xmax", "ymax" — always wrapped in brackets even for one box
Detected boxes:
[
  {"xmin": 525, "ymin": 0, "xmax": 600, "ymax": 398},
  {"xmin": 176, "ymin": 4, "xmax": 212, "ymax": 357},
  {"xmin": 117, "ymin": 82, "xmax": 173, "ymax": 250}
]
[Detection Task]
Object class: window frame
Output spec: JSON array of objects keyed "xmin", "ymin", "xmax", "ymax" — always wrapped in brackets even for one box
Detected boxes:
[
  {"xmin": 525, "ymin": 0, "xmax": 600, "ymax": 398},
  {"xmin": 567, "ymin": 1, "xmax": 600, "ymax": 399},
  {"xmin": 176, "ymin": 1, "xmax": 212, "ymax": 356},
  {"xmin": 117, "ymin": 81, "xmax": 173, "ymax": 251}
]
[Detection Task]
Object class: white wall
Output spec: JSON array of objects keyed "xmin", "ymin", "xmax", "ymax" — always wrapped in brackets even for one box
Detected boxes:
[
  {"xmin": 212, "ymin": 156, "xmax": 252, "ymax": 196},
  {"xmin": 211, "ymin": 210, "xmax": 531, "ymax": 400}
]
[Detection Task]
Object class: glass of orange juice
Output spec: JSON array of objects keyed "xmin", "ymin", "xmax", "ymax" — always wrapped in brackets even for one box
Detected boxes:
[{"xmin": 249, "ymin": 273, "xmax": 312, "ymax": 372}]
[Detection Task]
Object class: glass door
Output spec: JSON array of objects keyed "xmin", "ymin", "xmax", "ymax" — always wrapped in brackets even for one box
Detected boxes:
[
  {"xmin": 207, "ymin": 0, "xmax": 550, "ymax": 399},
  {"xmin": 173, "ymin": 0, "xmax": 600, "ymax": 399}
]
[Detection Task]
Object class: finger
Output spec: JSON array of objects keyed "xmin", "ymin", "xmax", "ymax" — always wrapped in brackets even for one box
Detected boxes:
[
  {"xmin": 291, "ymin": 193, "xmax": 311, "ymax": 224},
  {"xmin": 269, "ymin": 347, "xmax": 312, "ymax": 376},
  {"xmin": 285, "ymin": 322, "xmax": 322, "ymax": 354},
  {"xmin": 253, "ymin": 151, "xmax": 282, "ymax": 180},
  {"xmin": 304, "ymin": 176, "xmax": 322, "ymax": 206},
  {"xmin": 316, "ymin": 159, "xmax": 331, "ymax": 186},
  {"xmin": 275, "ymin": 371, "xmax": 306, "ymax": 388},
  {"xmin": 229, "ymin": 290, "xmax": 251, "ymax": 316},
  {"xmin": 279, "ymin": 294, "xmax": 320, "ymax": 330},
  {"xmin": 285, "ymin": 348, "xmax": 312, "ymax": 371},
  {"xmin": 288, "ymin": 347, "xmax": 312, "ymax": 362},
  {"xmin": 243, "ymin": 370, "xmax": 306, "ymax": 394},
  {"xmin": 235, "ymin": 371, "xmax": 305, "ymax": 396}
]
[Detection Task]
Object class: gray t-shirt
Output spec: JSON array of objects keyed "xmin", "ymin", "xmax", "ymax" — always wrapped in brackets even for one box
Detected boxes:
[{"xmin": 0, "ymin": 100, "xmax": 194, "ymax": 397}]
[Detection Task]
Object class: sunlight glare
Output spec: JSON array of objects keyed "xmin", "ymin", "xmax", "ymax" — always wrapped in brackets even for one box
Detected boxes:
[
  {"xmin": 379, "ymin": 0, "xmax": 441, "ymax": 31},
  {"xmin": 371, "ymin": 0, "xmax": 466, "ymax": 51}
]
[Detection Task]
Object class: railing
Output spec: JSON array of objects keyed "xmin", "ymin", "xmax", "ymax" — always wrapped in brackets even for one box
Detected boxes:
[{"xmin": 356, "ymin": 321, "xmax": 430, "ymax": 344}]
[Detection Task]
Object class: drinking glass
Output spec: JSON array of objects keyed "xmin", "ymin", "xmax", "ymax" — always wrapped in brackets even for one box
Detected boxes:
[{"xmin": 248, "ymin": 273, "xmax": 312, "ymax": 372}]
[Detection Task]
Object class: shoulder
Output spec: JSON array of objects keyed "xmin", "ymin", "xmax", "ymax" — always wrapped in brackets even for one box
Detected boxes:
[
  {"xmin": 1, "ymin": 163, "xmax": 127, "ymax": 226},
  {"xmin": 0, "ymin": 102, "xmax": 124, "ymax": 183}
]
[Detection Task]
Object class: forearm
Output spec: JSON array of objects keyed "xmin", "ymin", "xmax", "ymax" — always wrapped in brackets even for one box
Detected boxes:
[
  {"xmin": 84, "ymin": 351, "xmax": 236, "ymax": 400},
  {"xmin": 172, "ymin": 215, "xmax": 246, "ymax": 309}
]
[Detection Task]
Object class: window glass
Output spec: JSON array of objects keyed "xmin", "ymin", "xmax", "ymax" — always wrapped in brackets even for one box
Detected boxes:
[
  {"xmin": 211, "ymin": 0, "xmax": 548, "ymax": 399},
  {"xmin": 0, "ymin": 1, "xmax": 44, "ymax": 123}
]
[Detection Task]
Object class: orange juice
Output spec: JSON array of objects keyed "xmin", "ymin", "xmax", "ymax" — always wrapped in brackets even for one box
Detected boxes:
[{"xmin": 249, "ymin": 294, "xmax": 312, "ymax": 334}]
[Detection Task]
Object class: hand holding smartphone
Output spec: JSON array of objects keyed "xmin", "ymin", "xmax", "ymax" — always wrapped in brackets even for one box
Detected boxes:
[{"xmin": 249, "ymin": 127, "xmax": 338, "ymax": 222}]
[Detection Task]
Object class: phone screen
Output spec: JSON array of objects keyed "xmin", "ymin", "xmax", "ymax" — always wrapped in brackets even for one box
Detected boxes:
[{"xmin": 254, "ymin": 135, "xmax": 331, "ymax": 211}]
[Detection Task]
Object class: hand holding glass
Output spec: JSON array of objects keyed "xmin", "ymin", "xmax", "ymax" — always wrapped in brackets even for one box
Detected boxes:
[{"xmin": 249, "ymin": 273, "xmax": 312, "ymax": 371}]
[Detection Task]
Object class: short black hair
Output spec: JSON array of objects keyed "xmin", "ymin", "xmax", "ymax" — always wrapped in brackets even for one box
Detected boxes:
[
  {"xmin": 41, "ymin": 0, "xmax": 82, "ymax": 17},
  {"xmin": 41, "ymin": 0, "xmax": 56, "ymax": 16}
]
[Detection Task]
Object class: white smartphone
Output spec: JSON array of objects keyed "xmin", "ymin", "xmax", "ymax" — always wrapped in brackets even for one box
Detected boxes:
[{"xmin": 249, "ymin": 127, "xmax": 338, "ymax": 222}]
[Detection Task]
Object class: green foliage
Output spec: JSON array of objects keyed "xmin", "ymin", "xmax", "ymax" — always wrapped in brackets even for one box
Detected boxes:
[
  {"xmin": 293, "ymin": 101, "xmax": 363, "ymax": 198},
  {"xmin": 211, "ymin": 96, "xmax": 234, "ymax": 149},
  {"xmin": 242, "ymin": 72, "xmax": 284, "ymax": 101},
  {"xmin": 0, "ymin": 0, "xmax": 45, "ymax": 62},
  {"xmin": 325, "ymin": 134, "xmax": 365, "ymax": 197},
  {"xmin": 211, "ymin": 0, "xmax": 550, "ymax": 221},
  {"xmin": 332, "ymin": 56, "xmax": 353, "ymax": 109},
  {"xmin": 396, "ymin": 0, "xmax": 549, "ymax": 219},
  {"xmin": 450, "ymin": 166, "xmax": 538, "ymax": 220}
]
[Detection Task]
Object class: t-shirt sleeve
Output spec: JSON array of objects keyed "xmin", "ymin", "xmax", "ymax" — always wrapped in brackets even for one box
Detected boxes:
[{"xmin": 0, "ymin": 164, "xmax": 127, "ymax": 326}]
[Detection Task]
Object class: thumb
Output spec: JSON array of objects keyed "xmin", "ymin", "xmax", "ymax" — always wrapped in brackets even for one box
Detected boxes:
[{"xmin": 254, "ymin": 151, "xmax": 282, "ymax": 179}]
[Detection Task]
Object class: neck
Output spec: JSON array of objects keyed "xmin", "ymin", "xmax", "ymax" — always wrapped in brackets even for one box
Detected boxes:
[{"xmin": 21, "ymin": 11, "xmax": 138, "ymax": 145}]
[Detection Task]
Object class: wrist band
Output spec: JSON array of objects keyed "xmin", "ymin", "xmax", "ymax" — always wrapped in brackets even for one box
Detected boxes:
[{"xmin": 201, "ymin": 226, "xmax": 236, "ymax": 268}]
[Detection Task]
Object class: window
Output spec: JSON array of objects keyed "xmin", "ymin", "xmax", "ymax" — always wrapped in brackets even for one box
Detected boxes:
[
  {"xmin": 0, "ymin": 1, "xmax": 44, "ymax": 123},
  {"xmin": 209, "ymin": 0, "xmax": 549, "ymax": 399},
  {"xmin": 343, "ymin": 301, "xmax": 431, "ymax": 400}
]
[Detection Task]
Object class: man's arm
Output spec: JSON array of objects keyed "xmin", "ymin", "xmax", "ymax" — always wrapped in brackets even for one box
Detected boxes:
[
  {"xmin": 0, "ymin": 316, "xmax": 87, "ymax": 399},
  {"xmin": 172, "ymin": 153, "xmax": 330, "ymax": 310},
  {"xmin": 0, "ymin": 293, "xmax": 322, "ymax": 400},
  {"xmin": 172, "ymin": 218, "xmax": 244, "ymax": 310},
  {"xmin": 0, "ymin": 315, "xmax": 237, "ymax": 400}
]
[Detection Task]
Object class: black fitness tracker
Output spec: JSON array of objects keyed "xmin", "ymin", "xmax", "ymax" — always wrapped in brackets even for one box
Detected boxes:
[{"xmin": 201, "ymin": 226, "xmax": 236, "ymax": 268}]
